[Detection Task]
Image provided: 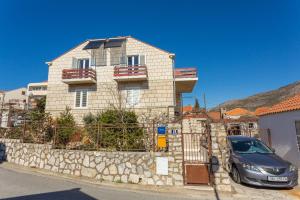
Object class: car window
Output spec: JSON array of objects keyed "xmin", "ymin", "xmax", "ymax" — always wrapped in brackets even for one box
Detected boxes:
[{"xmin": 231, "ymin": 139, "xmax": 273, "ymax": 154}]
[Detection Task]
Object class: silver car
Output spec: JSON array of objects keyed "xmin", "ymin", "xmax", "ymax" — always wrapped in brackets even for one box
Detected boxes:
[{"xmin": 228, "ymin": 136, "xmax": 298, "ymax": 188}]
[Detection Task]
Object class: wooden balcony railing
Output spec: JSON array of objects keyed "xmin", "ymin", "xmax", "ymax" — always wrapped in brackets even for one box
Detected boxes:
[
  {"xmin": 62, "ymin": 69, "xmax": 96, "ymax": 81},
  {"xmin": 175, "ymin": 68, "xmax": 197, "ymax": 78},
  {"xmin": 114, "ymin": 66, "xmax": 147, "ymax": 77}
]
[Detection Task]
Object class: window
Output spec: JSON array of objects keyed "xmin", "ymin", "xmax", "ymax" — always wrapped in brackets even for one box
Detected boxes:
[
  {"xmin": 249, "ymin": 123, "xmax": 254, "ymax": 129},
  {"xmin": 127, "ymin": 55, "xmax": 139, "ymax": 66},
  {"xmin": 295, "ymin": 121, "xmax": 300, "ymax": 151},
  {"xmin": 75, "ymin": 90, "xmax": 88, "ymax": 108},
  {"xmin": 126, "ymin": 87, "xmax": 140, "ymax": 107},
  {"xmin": 77, "ymin": 59, "xmax": 90, "ymax": 69}
]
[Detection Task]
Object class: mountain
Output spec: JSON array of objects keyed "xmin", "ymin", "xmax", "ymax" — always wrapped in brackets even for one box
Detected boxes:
[{"xmin": 212, "ymin": 81, "xmax": 300, "ymax": 111}]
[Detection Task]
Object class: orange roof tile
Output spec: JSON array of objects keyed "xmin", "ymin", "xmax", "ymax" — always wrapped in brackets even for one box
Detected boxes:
[
  {"xmin": 182, "ymin": 105, "xmax": 193, "ymax": 113},
  {"xmin": 225, "ymin": 108, "xmax": 254, "ymax": 116},
  {"xmin": 258, "ymin": 94, "xmax": 300, "ymax": 116},
  {"xmin": 254, "ymin": 107, "xmax": 270, "ymax": 116},
  {"xmin": 207, "ymin": 111, "xmax": 221, "ymax": 122}
]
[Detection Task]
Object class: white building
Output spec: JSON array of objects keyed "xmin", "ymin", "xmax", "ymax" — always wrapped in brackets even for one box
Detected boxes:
[
  {"xmin": 258, "ymin": 94, "xmax": 300, "ymax": 167},
  {"xmin": 27, "ymin": 81, "xmax": 47, "ymax": 97}
]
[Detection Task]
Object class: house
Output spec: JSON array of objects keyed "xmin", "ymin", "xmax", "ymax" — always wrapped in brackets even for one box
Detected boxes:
[
  {"xmin": 257, "ymin": 93, "xmax": 300, "ymax": 167},
  {"xmin": 27, "ymin": 81, "xmax": 48, "ymax": 109},
  {"xmin": 45, "ymin": 36, "xmax": 198, "ymax": 122},
  {"xmin": 182, "ymin": 105, "xmax": 193, "ymax": 114},
  {"xmin": 222, "ymin": 108, "xmax": 258, "ymax": 136},
  {"xmin": 0, "ymin": 87, "xmax": 27, "ymax": 127}
]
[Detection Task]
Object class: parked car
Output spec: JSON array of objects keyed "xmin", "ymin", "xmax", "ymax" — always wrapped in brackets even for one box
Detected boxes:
[{"xmin": 227, "ymin": 135, "xmax": 298, "ymax": 188}]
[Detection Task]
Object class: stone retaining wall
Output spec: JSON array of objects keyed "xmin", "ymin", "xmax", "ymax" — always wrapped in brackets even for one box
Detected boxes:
[{"xmin": 0, "ymin": 126, "xmax": 183, "ymax": 186}]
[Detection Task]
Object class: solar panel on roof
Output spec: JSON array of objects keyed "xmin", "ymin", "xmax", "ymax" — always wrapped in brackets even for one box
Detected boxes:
[
  {"xmin": 104, "ymin": 38, "xmax": 126, "ymax": 48},
  {"xmin": 83, "ymin": 40, "xmax": 104, "ymax": 50}
]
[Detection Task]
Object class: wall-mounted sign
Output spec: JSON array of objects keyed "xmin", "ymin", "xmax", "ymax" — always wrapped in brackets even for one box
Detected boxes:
[
  {"xmin": 156, "ymin": 157, "xmax": 168, "ymax": 175},
  {"xmin": 171, "ymin": 129, "xmax": 178, "ymax": 135},
  {"xmin": 157, "ymin": 136, "xmax": 167, "ymax": 148},
  {"xmin": 157, "ymin": 126, "xmax": 166, "ymax": 135}
]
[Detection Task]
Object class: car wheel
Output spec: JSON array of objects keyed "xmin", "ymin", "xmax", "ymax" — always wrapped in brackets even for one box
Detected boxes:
[{"xmin": 232, "ymin": 166, "xmax": 241, "ymax": 184}]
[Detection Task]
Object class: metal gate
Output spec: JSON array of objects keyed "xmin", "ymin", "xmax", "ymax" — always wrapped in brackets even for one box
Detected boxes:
[{"xmin": 182, "ymin": 123, "xmax": 212, "ymax": 185}]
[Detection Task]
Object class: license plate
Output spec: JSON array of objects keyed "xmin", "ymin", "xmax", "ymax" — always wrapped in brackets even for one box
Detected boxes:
[{"xmin": 267, "ymin": 176, "xmax": 288, "ymax": 182}]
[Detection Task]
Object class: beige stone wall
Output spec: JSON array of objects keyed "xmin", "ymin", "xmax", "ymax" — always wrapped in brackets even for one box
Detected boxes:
[{"xmin": 46, "ymin": 37, "xmax": 175, "ymax": 123}]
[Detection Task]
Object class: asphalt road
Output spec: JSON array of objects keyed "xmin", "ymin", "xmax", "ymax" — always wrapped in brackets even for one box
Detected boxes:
[{"xmin": 0, "ymin": 166, "xmax": 200, "ymax": 200}]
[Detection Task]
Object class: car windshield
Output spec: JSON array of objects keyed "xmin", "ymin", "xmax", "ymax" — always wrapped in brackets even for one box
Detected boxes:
[{"xmin": 231, "ymin": 139, "xmax": 273, "ymax": 154}]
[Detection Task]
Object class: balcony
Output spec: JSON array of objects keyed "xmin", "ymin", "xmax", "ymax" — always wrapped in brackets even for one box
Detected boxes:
[
  {"xmin": 62, "ymin": 69, "xmax": 96, "ymax": 84},
  {"xmin": 175, "ymin": 68, "xmax": 198, "ymax": 93},
  {"xmin": 113, "ymin": 66, "xmax": 148, "ymax": 82}
]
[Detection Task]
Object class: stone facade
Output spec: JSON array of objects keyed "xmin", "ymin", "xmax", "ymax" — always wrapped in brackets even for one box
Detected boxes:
[
  {"xmin": 210, "ymin": 123, "xmax": 232, "ymax": 192},
  {"xmin": 0, "ymin": 125, "xmax": 183, "ymax": 186},
  {"xmin": 45, "ymin": 37, "xmax": 177, "ymax": 123}
]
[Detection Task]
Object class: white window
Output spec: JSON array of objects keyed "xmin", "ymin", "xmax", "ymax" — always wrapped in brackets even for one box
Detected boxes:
[
  {"xmin": 127, "ymin": 55, "xmax": 145, "ymax": 66},
  {"xmin": 126, "ymin": 87, "xmax": 140, "ymax": 107},
  {"xmin": 75, "ymin": 90, "xmax": 88, "ymax": 108},
  {"xmin": 77, "ymin": 59, "xmax": 90, "ymax": 69}
]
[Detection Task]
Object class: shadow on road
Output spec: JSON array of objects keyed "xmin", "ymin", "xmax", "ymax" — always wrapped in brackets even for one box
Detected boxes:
[{"xmin": 2, "ymin": 188, "xmax": 97, "ymax": 200}]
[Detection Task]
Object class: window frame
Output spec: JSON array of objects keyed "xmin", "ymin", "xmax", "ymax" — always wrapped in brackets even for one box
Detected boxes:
[
  {"xmin": 126, "ymin": 87, "xmax": 141, "ymax": 108},
  {"xmin": 74, "ymin": 89, "xmax": 89, "ymax": 109},
  {"xmin": 77, "ymin": 58, "xmax": 90, "ymax": 69},
  {"xmin": 127, "ymin": 55, "xmax": 140, "ymax": 66}
]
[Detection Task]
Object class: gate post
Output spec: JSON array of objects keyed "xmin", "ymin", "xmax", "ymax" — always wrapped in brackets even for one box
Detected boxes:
[{"xmin": 210, "ymin": 123, "xmax": 232, "ymax": 192}]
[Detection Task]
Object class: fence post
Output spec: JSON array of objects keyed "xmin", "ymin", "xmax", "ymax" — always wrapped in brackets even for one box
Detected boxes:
[
  {"xmin": 152, "ymin": 120, "xmax": 155, "ymax": 152},
  {"xmin": 97, "ymin": 122, "xmax": 100, "ymax": 150}
]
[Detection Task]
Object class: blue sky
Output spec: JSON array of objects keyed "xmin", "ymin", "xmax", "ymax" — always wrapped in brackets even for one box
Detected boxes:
[{"xmin": 0, "ymin": 0, "xmax": 299, "ymax": 108}]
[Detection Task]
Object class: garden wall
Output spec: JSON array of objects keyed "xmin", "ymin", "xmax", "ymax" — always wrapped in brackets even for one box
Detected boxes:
[{"xmin": 0, "ymin": 125, "xmax": 183, "ymax": 186}]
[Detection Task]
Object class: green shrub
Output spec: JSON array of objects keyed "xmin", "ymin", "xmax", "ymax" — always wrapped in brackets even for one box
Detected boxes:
[
  {"xmin": 83, "ymin": 109, "xmax": 145, "ymax": 151},
  {"xmin": 56, "ymin": 107, "xmax": 76, "ymax": 146}
]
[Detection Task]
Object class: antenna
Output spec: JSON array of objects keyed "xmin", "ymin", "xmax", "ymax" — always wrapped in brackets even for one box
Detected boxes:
[{"xmin": 203, "ymin": 93, "xmax": 207, "ymax": 111}]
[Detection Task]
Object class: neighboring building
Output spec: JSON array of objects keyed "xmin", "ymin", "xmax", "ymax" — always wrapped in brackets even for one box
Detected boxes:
[
  {"xmin": 45, "ymin": 36, "xmax": 198, "ymax": 122},
  {"xmin": 182, "ymin": 105, "xmax": 193, "ymax": 114},
  {"xmin": 222, "ymin": 108, "xmax": 258, "ymax": 136},
  {"xmin": 258, "ymin": 94, "xmax": 300, "ymax": 167},
  {"xmin": 0, "ymin": 87, "xmax": 27, "ymax": 128},
  {"xmin": 27, "ymin": 81, "xmax": 47, "ymax": 109}
]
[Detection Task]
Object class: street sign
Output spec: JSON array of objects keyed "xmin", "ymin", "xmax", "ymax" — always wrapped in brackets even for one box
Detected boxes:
[{"xmin": 157, "ymin": 126, "xmax": 166, "ymax": 135}]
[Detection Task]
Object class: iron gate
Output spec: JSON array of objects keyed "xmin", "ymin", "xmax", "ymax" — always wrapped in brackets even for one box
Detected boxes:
[{"xmin": 182, "ymin": 122, "xmax": 213, "ymax": 185}]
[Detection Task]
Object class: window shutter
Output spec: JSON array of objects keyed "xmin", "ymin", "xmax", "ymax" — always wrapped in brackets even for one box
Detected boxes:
[
  {"xmin": 120, "ymin": 56, "xmax": 127, "ymax": 65},
  {"xmin": 75, "ymin": 91, "xmax": 81, "ymax": 107},
  {"xmin": 140, "ymin": 55, "xmax": 145, "ymax": 66},
  {"xmin": 91, "ymin": 50, "xmax": 96, "ymax": 66},
  {"xmin": 126, "ymin": 88, "xmax": 140, "ymax": 107},
  {"xmin": 82, "ymin": 91, "xmax": 87, "ymax": 107},
  {"xmin": 72, "ymin": 57, "xmax": 78, "ymax": 68}
]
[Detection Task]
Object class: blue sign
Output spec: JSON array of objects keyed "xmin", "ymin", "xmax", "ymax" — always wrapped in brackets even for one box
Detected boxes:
[{"xmin": 157, "ymin": 126, "xmax": 166, "ymax": 135}]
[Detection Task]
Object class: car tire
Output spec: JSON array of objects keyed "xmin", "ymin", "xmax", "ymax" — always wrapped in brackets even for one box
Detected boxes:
[{"xmin": 232, "ymin": 166, "xmax": 241, "ymax": 184}]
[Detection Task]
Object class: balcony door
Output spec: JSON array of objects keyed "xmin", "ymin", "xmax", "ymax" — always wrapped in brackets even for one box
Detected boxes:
[
  {"xmin": 78, "ymin": 59, "xmax": 90, "ymax": 78},
  {"xmin": 127, "ymin": 55, "xmax": 139, "ymax": 75}
]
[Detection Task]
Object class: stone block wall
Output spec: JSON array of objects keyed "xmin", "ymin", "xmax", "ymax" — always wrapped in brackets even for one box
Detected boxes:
[
  {"xmin": 0, "ymin": 132, "xmax": 183, "ymax": 186},
  {"xmin": 45, "ymin": 37, "xmax": 175, "ymax": 123},
  {"xmin": 210, "ymin": 123, "xmax": 232, "ymax": 192}
]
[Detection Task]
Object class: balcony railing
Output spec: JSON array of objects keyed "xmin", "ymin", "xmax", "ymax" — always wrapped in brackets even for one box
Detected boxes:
[
  {"xmin": 175, "ymin": 68, "xmax": 197, "ymax": 79},
  {"xmin": 113, "ymin": 66, "xmax": 148, "ymax": 81},
  {"xmin": 62, "ymin": 69, "xmax": 96, "ymax": 84}
]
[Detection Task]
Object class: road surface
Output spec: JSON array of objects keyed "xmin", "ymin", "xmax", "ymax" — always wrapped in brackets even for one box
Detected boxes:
[{"xmin": 0, "ymin": 166, "xmax": 200, "ymax": 200}]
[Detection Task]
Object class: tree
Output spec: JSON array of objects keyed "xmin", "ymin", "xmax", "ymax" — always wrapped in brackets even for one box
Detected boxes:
[
  {"xmin": 194, "ymin": 98, "xmax": 200, "ymax": 112},
  {"xmin": 56, "ymin": 107, "xmax": 76, "ymax": 146}
]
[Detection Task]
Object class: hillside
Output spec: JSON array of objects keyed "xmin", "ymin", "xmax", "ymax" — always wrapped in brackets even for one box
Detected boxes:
[{"xmin": 213, "ymin": 81, "xmax": 300, "ymax": 111}]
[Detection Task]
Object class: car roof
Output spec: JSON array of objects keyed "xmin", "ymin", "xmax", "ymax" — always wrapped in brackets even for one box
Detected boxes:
[{"xmin": 227, "ymin": 135, "xmax": 256, "ymax": 141}]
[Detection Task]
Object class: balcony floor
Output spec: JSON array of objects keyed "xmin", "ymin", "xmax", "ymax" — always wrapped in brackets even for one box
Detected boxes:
[
  {"xmin": 62, "ymin": 78, "xmax": 97, "ymax": 84},
  {"xmin": 175, "ymin": 77, "xmax": 198, "ymax": 93}
]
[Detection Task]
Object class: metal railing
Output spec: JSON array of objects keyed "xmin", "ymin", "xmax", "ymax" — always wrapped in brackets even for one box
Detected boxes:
[
  {"xmin": 62, "ymin": 69, "xmax": 97, "ymax": 80},
  {"xmin": 114, "ymin": 66, "xmax": 148, "ymax": 77},
  {"xmin": 175, "ymin": 68, "xmax": 197, "ymax": 78}
]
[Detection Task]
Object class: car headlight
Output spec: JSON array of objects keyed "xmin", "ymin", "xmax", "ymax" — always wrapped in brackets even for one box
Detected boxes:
[
  {"xmin": 242, "ymin": 163, "xmax": 261, "ymax": 172},
  {"xmin": 289, "ymin": 165, "xmax": 297, "ymax": 172}
]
